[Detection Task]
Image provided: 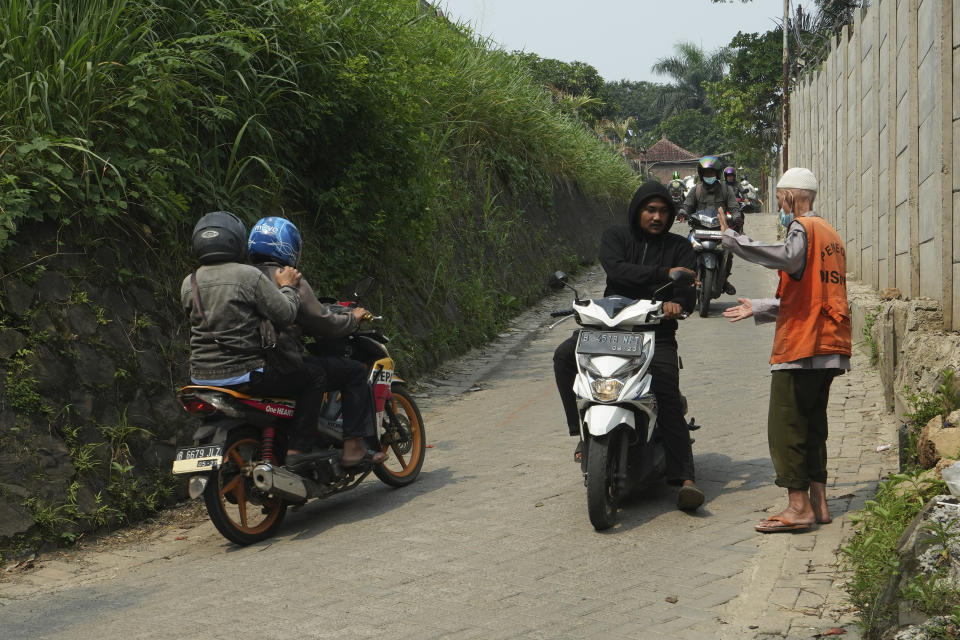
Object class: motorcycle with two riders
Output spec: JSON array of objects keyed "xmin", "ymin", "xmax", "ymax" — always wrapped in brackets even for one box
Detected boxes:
[{"xmin": 172, "ymin": 278, "xmax": 426, "ymax": 545}]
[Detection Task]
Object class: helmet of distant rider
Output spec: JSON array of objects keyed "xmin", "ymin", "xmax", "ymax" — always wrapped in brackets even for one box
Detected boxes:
[
  {"xmin": 697, "ymin": 156, "xmax": 720, "ymax": 181},
  {"xmin": 672, "ymin": 170, "xmax": 681, "ymax": 180},
  {"xmin": 192, "ymin": 211, "xmax": 247, "ymax": 265},
  {"xmin": 723, "ymin": 166, "xmax": 736, "ymax": 182},
  {"xmin": 247, "ymin": 217, "xmax": 302, "ymax": 267}
]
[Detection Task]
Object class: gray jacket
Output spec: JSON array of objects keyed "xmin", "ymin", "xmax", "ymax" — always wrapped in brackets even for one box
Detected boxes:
[
  {"xmin": 180, "ymin": 262, "xmax": 300, "ymax": 380},
  {"xmin": 255, "ymin": 263, "xmax": 358, "ymax": 338},
  {"xmin": 679, "ymin": 181, "xmax": 741, "ymax": 219}
]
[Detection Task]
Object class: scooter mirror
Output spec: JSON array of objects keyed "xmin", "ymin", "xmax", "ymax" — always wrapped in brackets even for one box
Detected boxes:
[
  {"xmin": 548, "ymin": 271, "xmax": 568, "ymax": 290},
  {"xmin": 669, "ymin": 270, "xmax": 695, "ymax": 286}
]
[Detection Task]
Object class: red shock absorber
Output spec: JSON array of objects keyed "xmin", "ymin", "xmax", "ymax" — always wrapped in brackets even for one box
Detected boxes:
[{"xmin": 262, "ymin": 427, "xmax": 276, "ymax": 464}]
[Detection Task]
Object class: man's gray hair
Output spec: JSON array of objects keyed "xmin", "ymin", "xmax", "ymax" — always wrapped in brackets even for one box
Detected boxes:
[{"xmin": 777, "ymin": 186, "xmax": 817, "ymax": 205}]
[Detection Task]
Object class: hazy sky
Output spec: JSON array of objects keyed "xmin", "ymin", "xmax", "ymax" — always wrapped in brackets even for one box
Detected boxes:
[{"xmin": 438, "ymin": 0, "xmax": 811, "ymax": 84}]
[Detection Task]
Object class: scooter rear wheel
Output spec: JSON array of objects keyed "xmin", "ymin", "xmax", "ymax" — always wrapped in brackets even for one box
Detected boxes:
[
  {"xmin": 204, "ymin": 427, "xmax": 287, "ymax": 545},
  {"xmin": 586, "ymin": 434, "xmax": 620, "ymax": 530}
]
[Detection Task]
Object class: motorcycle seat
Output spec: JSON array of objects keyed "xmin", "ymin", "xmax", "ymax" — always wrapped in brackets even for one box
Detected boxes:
[{"xmin": 178, "ymin": 384, "xmax": 296, "ymax": 404}]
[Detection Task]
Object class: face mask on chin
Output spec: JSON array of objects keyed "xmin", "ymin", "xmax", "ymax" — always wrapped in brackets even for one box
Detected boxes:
[{"xmin": 779, "ymin": 209, "xmax": 794, "ymax": 227}]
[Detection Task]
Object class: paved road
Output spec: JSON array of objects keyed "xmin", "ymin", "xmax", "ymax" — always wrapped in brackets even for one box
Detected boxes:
[{"xmin": 0, "ymin": 213, "xmax": 897, "ymax": 639}]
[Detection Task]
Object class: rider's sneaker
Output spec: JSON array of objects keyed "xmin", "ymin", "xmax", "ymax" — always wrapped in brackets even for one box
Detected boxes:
[{"xmin": 723, "ymin": 281, "xmax": 736, "ymax": 295}]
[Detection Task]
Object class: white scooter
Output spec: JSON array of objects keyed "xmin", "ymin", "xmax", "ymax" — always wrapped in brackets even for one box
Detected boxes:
[{"xmin": 549, "ymin": 270, "xmax": 695, "ymax": 530}]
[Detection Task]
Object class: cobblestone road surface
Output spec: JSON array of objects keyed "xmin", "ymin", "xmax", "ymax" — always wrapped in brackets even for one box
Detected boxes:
[{"xmin": 0, "ymin": 213, "xmax": 898, "ymax": 639}]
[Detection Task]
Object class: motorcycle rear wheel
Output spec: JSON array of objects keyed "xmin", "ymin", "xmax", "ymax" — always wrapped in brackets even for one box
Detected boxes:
[
  {"xmin": 204, "ymin": 427, "xmax": 287, "ymax": 545},
  {"xmin": 698, "ymin": 268, "xmax": 715, "ymax": 318},
  {"xmin": 586, "ymin": 434, "xmax": 620, "ymax": 530},
  {"xmin": 373, "ymin": 384, "xmax": 426, "ymax": 487}
]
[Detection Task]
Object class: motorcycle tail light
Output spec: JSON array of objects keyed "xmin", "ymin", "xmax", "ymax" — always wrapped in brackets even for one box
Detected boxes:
[
  {"xmin": 591, "ymin": 378, "xmax": 623, "ymax": 402},
  {"xmin": 181, "ymin": 398, "xmax": 217, "ymax": 415}
]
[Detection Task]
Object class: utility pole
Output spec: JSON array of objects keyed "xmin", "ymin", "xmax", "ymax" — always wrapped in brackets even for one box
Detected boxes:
[{"xmin": 781, "ymin": 0, "xmax": 790, "ymax": 172}]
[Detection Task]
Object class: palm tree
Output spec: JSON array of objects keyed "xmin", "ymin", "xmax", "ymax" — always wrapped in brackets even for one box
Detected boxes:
[{"xmin": 651, "ymin": 41, "xmax": 729, "ymax": 117}]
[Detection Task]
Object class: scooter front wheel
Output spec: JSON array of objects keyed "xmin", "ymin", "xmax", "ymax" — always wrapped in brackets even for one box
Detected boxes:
[
  {"xmin": 586, "ymin": 434, "xmax": 620, "ymax": 530},
  {"xmin": 698, "ymin": 268, "xmax": 715, "ymax": 318}
]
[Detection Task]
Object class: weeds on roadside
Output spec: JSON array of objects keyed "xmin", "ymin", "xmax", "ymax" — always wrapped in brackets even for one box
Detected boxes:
[
  {"xmin": 902, "ymin": 369, "xmax": 960, "ymax": 468},
  {"xmin": 841, "ymin": 469, "xmax": 949, "ymax": 637},
  {"xmin": 862, "ymin": 306, "xmax": 880, "ymax": 366}
]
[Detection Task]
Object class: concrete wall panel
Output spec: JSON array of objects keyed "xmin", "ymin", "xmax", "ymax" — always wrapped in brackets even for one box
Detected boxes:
[
  {"xmin": 918, "ymin": 173, "xmax": 939, "ymax": 243},
  {"xmin": 919, "ymin": 239, "xmax": 941, "ymax": 298}
]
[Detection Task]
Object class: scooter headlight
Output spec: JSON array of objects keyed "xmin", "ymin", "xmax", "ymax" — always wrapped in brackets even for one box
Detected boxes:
[{"xmin": 591, "ymin": 378, "xmax": 624, "ymax": 402}]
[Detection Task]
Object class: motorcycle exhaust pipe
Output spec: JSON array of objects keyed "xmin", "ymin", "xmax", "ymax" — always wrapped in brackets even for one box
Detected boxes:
[{"xmin": 252, "ymin": 463, "xmax": 308, "ymax": 501}]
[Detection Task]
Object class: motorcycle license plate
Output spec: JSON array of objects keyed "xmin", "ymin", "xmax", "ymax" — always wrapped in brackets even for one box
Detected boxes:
[
  {"xmin": 171, "ymin": 445, "xmax": 223, "ymax": 475},
  {"xmin": 694, "ymin": 230, "xmax": 723, "ymax": 240},
  {"xmin": 576, "ymin": 331, "xmax": 645, "ymax": 355}
]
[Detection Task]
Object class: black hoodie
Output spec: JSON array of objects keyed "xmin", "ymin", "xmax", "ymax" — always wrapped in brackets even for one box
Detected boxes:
[{"xmin": 598, "ymin": 181, "xmax": 696, "ymax": 340}]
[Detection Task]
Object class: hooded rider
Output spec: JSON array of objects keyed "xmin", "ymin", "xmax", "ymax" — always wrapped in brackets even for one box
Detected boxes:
[{"xmin": 552, "ymin": 181, "xmax": 704, "ymax": 510}]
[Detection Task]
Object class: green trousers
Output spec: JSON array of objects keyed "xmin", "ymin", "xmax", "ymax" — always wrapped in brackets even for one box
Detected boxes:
[{"xmin": 767, "ymin": 369, "xmax": 837, "ymax": 490}]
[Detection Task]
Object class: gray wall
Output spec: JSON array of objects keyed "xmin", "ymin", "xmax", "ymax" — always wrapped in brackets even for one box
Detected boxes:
[{"xmin": 788, "ymin": 0, "xmax": 959, "ymax": 330}]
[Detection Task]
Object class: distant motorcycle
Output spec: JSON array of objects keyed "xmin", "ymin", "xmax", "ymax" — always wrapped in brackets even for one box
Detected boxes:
[{"xmin": 686, "ymin": 208, "xmax": 735, "ymax": 318}]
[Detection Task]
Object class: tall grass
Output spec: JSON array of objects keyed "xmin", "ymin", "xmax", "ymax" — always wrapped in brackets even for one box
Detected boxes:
[{"xmin": 0, "ymin": 0, "xmax": 634, "ymax": 251}]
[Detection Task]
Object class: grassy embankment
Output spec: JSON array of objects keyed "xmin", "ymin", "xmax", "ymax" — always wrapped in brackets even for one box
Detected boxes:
[{"xmin": 0, "ymin": 0, "xmax": 637, "ymax": 548}]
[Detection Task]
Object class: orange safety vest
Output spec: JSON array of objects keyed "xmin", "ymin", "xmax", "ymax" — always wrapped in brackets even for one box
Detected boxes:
[{"xmin": 770, "ymin": 216, "xmax": 852, "ymax": 364}]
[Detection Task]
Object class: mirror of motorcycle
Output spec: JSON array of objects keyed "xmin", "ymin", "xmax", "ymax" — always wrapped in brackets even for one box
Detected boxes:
[
  {"xmin": 652, "ymin": 270, "xmax": 695, "ymax": 302},
  {"xmin": 341, "ymin": 276, "xmax": 376, "ymax": 302},
  {"xmin": 548, "ymin": 270, "xmax": 580, "ymax": 302}
]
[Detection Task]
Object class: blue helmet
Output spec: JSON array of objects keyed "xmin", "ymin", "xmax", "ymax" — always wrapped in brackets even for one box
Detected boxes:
[{"xmin": 247, "ymin": 217, "xmax": 302, "ymax": 267}]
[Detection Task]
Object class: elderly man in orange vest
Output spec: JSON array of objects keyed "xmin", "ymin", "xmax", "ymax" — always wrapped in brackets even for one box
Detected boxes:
[{"xmin": 717, "ymin": 167, "xmax": 851, "ymax": 533}]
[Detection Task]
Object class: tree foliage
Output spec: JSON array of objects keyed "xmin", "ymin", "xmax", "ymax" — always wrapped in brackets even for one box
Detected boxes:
[
  {"xmin": 651, "ymin": 41, "xmax": 729, "ymax": 117},
  {"xmin": 707, "ymin": 29, "xmax": 783, "ymax": 178},
  {"xmin": 511, "ymin": 53, "xmax": 612, "ymax": 125}
]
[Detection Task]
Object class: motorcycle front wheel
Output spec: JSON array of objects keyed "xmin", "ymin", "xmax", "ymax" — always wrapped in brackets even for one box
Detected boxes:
[
  {"xmin": 204, "ymin": 427, "xmax": 287, "ymax": 545},
  {"xmin": 586, "ymin": 434, "xmax": 621, "ymax": 530},
  {"xmin": 698, "ymin": 268, "xmax": 715, "ymax": 318},
  {"xmin": 374, "ymin": 384, "xmax": 426, "ymax": 487}
]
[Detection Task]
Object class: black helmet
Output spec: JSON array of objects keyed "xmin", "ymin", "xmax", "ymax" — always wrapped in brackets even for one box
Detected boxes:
[
  {"xmin": 723, "ymin": 166, "xmax": 736, "ymax": 181},
  {"xmin": 697, "ymin": 155, "xmax": 720, "ymax": 180},
  {"xmin": 192, "ymin": 211, "xmax": 247, "ymax": 264}
]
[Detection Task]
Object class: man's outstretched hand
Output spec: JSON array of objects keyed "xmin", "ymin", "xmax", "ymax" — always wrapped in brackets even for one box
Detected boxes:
[{"xmin": 722, "ymin": 298, "xmax": 753, "ymax": 322}]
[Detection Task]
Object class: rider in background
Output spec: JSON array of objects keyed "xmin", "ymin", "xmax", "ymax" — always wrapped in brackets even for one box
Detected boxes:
[
  {"xmin": 723, "ymin": 166, "xmax": 743, "ymax": 200},
  {"xmin": 246, "ymin": 216, "xmax": 387, "ymax": 468},
  {"xmin": 667, "ymin": 171, "xmax": 687, "ymax": 220},
  {"xmin": 679, "ymin": 156, "xmax": 743, "ymax": 294}
]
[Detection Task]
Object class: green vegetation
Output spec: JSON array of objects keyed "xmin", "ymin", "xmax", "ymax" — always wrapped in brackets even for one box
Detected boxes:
[
  {"xmin": 861, "ymin": 306, "xmax": 880, "ymax": 366},
  {"xmin": 902, "ymin": 370, "xmax": 960, "ymax": 468},
  {"xmin": 0, "ymin": 0, "xmax": 637, "ymax": 377},
  {"xmin": 841, "ymin": 470, "xmax": 956, "ymax": 638},
  {"xmin": 841, "ymin": 369, "xmax": 960, "ymax": 636}
]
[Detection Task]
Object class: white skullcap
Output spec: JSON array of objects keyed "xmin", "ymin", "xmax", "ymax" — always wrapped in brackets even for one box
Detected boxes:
[{"xmin": 776, "ymin": 167, "xmax": 818, "ymax": 192}]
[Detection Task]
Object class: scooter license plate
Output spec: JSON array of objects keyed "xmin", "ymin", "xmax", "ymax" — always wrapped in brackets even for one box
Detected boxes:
[
  {"xmin": 576, "ymin": 331, "xmax": 645, "ymax": 355},
  {"xmin": 171, "ymin": 445, "xmax": 223, "ymax": 475}
]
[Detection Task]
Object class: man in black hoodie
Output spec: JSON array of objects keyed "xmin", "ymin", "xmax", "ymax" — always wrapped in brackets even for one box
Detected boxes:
[{"xmin": 553, "ymin": 181, "xmax": 704, "ymax": 510}]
